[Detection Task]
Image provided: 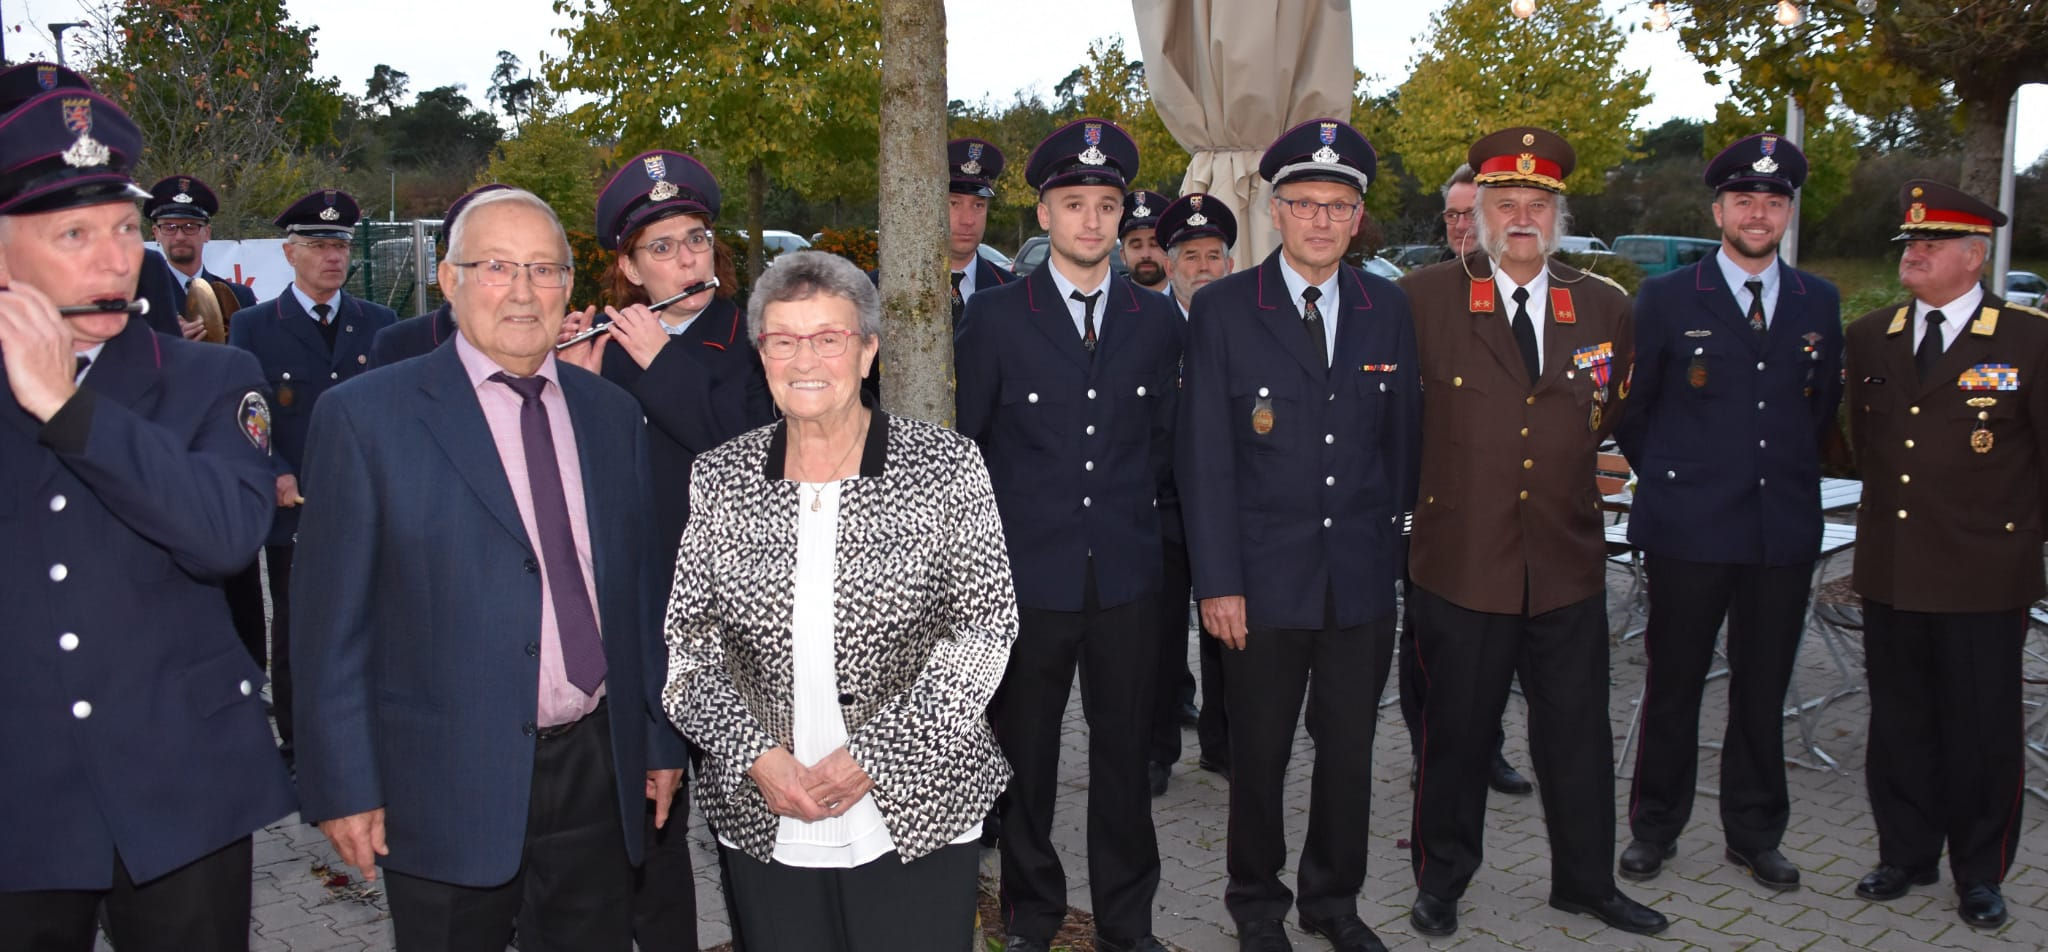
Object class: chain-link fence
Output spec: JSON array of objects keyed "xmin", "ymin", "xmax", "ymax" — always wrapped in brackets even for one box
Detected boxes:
[{"xmin": 346, "ymin": 220, "xmax": 444, "ymax": 318}]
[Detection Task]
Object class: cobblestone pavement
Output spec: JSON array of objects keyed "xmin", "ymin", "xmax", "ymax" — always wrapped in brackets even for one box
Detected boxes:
[{"xmin": 121, "ymin": 559, "xmax": 2047, "ymax": 951}]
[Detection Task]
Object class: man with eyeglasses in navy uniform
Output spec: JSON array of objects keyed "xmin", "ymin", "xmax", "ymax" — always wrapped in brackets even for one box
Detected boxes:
[
  {"xmin": 956, "ymin": 117, "xmax": 1183, "ymax": 952},
  {"xmin": 227, "ymin": 187, "xmax": 397, "ymax": 768},
  {"xmin": 1176, "ymin": 119, "xmax": 1419, "ymax": 952},
  {"xmin": 370, "ymin": 184, "xmax": 510, "ymax": 369},
  {"xmin": 146, "ymin": 175, "xmax": 258, "ymax": 337},
  {"xmin": 0, "ymin": 74, "xmax": 296, "ymax": 952}
]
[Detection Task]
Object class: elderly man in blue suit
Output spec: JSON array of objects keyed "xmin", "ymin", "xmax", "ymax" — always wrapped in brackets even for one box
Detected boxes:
[
  {"xmin": 0, "ymin": 77, "xmax": 294, "ymax": 950},
  {"xmin": 292, "ymin": 188, "xmax": 686, "ymax": 951},
  {"xmin": 1614, "ymin": 134, "xmax": 1842, "ymax": 892}
]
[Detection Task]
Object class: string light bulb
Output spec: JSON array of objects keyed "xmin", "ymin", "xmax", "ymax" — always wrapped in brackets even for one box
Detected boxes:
[
  {"xmin": 1774, "ymin": 0, "xmax": 1803, "ymax": 27},
  {"xmin": 1649, "ymin": 1, "xmax": 1672, "ymax": 31},
  {"xmin": 1512, "ymin": 0, "xmax": 1537, "ymax": 19}
]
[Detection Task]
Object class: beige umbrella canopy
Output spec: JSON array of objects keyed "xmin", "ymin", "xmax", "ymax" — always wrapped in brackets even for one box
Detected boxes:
[{"xmin": 1133, "ymin": 0, "xmax": 1356, "ymax": 270}]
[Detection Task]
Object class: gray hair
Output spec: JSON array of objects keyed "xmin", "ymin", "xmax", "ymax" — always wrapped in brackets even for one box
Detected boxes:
[
  {"xmin": 1442, "ymin": 163, "xmax": 1475, "ymax": 196},
  {"xmin": 1475, "ymin": 185, "xmax": 1571, "ymax": 259},
  {"xmin": 746, "ymin": 250, "xmax": 882, "ymax": 345},
  {"xmin": 1966, "ymin": 234, "xmax": 1993, "ymax": 264},
  {"xmin": 446, "ymin": 188, "xmax": 571, "ymax": 266}
]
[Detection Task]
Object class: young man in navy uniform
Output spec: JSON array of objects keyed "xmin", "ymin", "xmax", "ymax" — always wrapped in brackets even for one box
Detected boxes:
[
  {"xmin": 956, "ymin": 118, "xmax": 1182, "ymax": 952},
  {"xmin": 227, "ymin": 187, "xmax": 397, "ymax": 765},
  {"xmin": 0, "ymin": 78, "xmax": 294, "ymax": 951},
  {"xmin": 1615, "ymin": 133, "xmax": 1842, "ymax": 892},
  {"xmin": 1845, "ymin": 180, "xmax": 2046, "ymax": 930},
  {"xmin": 1177, "ymin": 119, "xmax": 1419, "ymax": 952}
]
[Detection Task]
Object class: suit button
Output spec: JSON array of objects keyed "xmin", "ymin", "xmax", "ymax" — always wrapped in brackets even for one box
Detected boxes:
[
  {"xmin": 838, "ymin": 692, "xmax": 855, "ymax": 705},
  {"xmin": 1897, "ymin": 509, "xmax": 1908, "ymax": 520},
  {"xmin": 523, "ymin": 722, "xmax": 537, "ymax": 736},
  {"xmin": 1525, "ymin": 396, "xmax": 1536, "ymax": 406},
  {"xmin": 48, "ymin": 494, "xmax": 66, "ymax": 512},
  {"xmin": 357, "ymin": 354, "xmax": 368, "ymax": 365},
  {"xmin": 240, "ymin": 680, "xmax": 253, "ymax": 696},
  {"xmin": 72, "ymin": 700, "xmax": 92, "ymax": 719},
  {"xmin": 1322, "ymin": 518, "xmax": 1332, "ymax": 528},
  {"xmin": 49, "ymin": 563, "xmax": 67, "ymax": 582},
  {"xmin": 1522, "ymin": 458, "xmax": 1533, "ymax": 470},
  {"xmin": 1028, "ymin": 393, "xmax": 1039, "ymax": 403},
  {"xmin": 1904, "ymin": 439, "xmax": 1914, "ymax": 449},
  {"xmin": 1909, "ymin": 405, "xmax": 1920, "ymax": 415},
  {"xmin": 1082, "ymin": 497, "xmax": 1092, "ymax": 507},
  {"xmin": 1899, "ymin": 474, "xmax": 1910, "ymax": 484},
  {"xmin": 1136, "ymin": 385, "xmax": 1147, "ymax": 396},
  {"xmin": 1085, "ymin": 425, "xmax": 1095, "ymax": 435},
  {"xmin": 1087, "ymin": 388, "xmax": 1097, "ymax": 399},
  {"xmin": 1518, "ymin": 490, "xmax": 1530, "ymax": 500},
  {"xmin": 526, "ymin": 643, "xmax": 540, "ymax": 657},
  {"xmin": 524, "ymin": 557, "xmax": 539, "ymax": 573},
  {"xmin": 345, "ymin": 325, "xmax": 354, "ymax": 333},
  {"xmin": 1324, "ymin": 476, "xmax": 1335, "ymax": 486},
  {"xmin": 59, "ymin": 632, "xmax": 79, "ymax": 651}
]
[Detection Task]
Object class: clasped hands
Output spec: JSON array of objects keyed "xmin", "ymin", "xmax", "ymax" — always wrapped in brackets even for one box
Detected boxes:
[{"xmin": 749, "ymin": 746, "xmax": 873, "ymax": 823}]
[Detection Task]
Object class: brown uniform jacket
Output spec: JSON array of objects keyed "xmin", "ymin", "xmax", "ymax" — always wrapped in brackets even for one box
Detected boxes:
[
  {"xmin": 1400, "ymin": 253, "xmax": 1635, "ymax": 615},
  {"xmin": 1846, "ymin": 293, "xmax": 2048, "ymax": 613}
]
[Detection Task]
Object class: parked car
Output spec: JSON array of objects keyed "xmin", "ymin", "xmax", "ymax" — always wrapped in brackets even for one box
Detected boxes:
[
  {"xmin": 730, "ymin": 229, "xmax": 812, "ymax": 260},
  {"xmin": 1381, "ymin": 244, "xmax": 1446, "ymax": 269},
  {"xmin": 1011, "ymin": 236, "xmax": 1126, "ymax": 277},
  {"xmin": 1613, "ymin": 234, "xmax": 1720, "ymax": 277},
  {"xmin": 2004, "ymin": 269, "xmax": 2046, "ymax": 308},
  {"xmin": 1558, "ymin": 235, "xmax": 1612, "ymax": 255},
  {"xmin": 977, "ymin": 243, "xmax": 1013, "ymax": 271},
  {"xmin": 1361, "ymin": 256, "xmax": 1403, "ymax": 281}
]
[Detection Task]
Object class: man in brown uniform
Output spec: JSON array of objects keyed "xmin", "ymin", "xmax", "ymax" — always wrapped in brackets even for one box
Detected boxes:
[
  {"xmin": 1845, "ymin": 179, "xmax": 2046, "ymax": 931},
  {"xmin": 1399, "ymin": 127, "xmax": 1665, "ymax": 938}
]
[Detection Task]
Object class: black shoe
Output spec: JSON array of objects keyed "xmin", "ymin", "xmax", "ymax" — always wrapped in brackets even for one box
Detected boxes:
[
  {"xmin": 1618, "ymin": 838, "xmax": 1676, "ymax": 882},
  {"xmin": 1957, "ymin": 882, "xmax": 2007, "ymax": 929},
  {"xmin": 1548, "ymin": 890, "xmax": 1669, "ymax": 935},
  {"xmin": 1725, "ymin": 846, "xmax": 1800, "ymax": 891},
  {"xmin": 1236, "ymin": 918, "xmax": 1292, "ymax": 952},
  {"xmin": 1197, "ymin": 754, "xmax": 1231, "ymax": 778},
  {"xmin": 1487, "ymin": 754, "xmax": 1533, "ymax": 796},
  {"xmin": 1408, "ymin": 893, "xmax": 1458, "ymax": 937},
  {"xmin": 1097, "ymin": 936, "xmax": 1168, "ymax": 952},
  {"xmin": 1300, "ymin": 911, "xmax": 1388, "ymax": 952},
  {"xmin": 1003, "ymin": 936, "xmax": 1051, "ymax": 952},
  {"xmin": 1148, "ymin": 761, "xmax": 1170, "ymax": 797},
  {"xmin": 1180, "ymin": 701, "xmax": 1201, "ymax": 727},
  {"xmin": 1855, "ymin": 863, "xmax": 1938, "ymax": 901}
]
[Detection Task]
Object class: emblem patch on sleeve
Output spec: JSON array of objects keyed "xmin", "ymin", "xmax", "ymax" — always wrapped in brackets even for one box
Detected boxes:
[{"xmin": 238, "ymin": 391, "xmax": 272, "ymax": 454}]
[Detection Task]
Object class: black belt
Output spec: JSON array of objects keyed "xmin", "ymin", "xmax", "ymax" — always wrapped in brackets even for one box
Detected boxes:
[{"xmin": 537, "ymin": 697, "xmax": 606, "ymax": 741}]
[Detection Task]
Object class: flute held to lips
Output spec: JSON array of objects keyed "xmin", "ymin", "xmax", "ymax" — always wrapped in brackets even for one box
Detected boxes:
[
  {"xmin": 55, "ymin": 298, "xmax": 151, "ymax": 317},
  {"xmin": 554, "ymin": 278, "xmax": 720, "ymax": 351}
]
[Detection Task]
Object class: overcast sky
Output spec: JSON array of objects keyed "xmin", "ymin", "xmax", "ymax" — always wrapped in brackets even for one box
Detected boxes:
[{"xmin": 3, "ymin": 0, "xmax": 2042, "ymax": 171}]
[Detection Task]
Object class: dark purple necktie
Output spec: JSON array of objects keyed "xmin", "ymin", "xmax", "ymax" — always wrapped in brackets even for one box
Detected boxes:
[{"xmin": 491, "ymin": 372, "xmax": 606, "ymax": 695}]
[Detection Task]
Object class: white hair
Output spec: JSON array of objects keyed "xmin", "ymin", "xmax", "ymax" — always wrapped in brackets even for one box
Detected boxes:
[{"xmin": 446, "ymin": 188, "xmax": 570, "ymax": 265}]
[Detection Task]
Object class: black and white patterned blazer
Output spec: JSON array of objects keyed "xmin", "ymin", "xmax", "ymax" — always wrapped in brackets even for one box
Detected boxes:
[{"xmin": 663, "ymin": 411, "xmax": 1018, "ymax": 862}]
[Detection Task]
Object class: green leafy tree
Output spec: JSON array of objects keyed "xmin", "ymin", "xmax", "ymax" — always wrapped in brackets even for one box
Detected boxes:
[
  {"xmin": 365, "ymin": 64, "xmax": 411, "ymax": 116},
  {"xmin": 1702, "ymin": 87, "xmax": 1858, "ymax": 228},
  {"xmin": 948, "ymin": 91, "xmax": 1063, "ymax": 249},
  {"xmin": 1049, "ymin": 37, "xmax": 1189, "ymax": 194},
  {"xmin": 384, "ymin": 85, "xmax": 503, "ymax": 171},
  {"xmin": 1387, "ymin": 0, "xmax": 1650, "ymax": 197},
  {"xmin": 549, "ymin": 0, "xmax": 882, "ymax": 281},
  {"xmin": 483, "ymin": 87, "xmax": 603, "ymax": 241},
  {"xmin": 488, "ymin": 51, "xmax": 539, "ymax": 129}
]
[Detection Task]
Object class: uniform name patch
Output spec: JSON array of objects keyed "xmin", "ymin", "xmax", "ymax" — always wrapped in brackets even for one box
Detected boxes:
[{"xmin": 238, "ymin": 391, "xmax": 272, "ymax": 454}]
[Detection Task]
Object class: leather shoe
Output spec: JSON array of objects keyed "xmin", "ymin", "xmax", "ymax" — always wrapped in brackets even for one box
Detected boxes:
[
  {"xmin": 1096, "ymin": 936, "xmax": 1168, "ymax": 952},
  {"xmin": 1548, "ymin": 890, "xmax": 1669, "ymax": 935},
  {"xmin": 1957, "ymin": 882, "xmax": 2007, "ymax": 929},
  {"xmin": 1855, "ymin": 863, "xmax": 1938, "ymax": 901},
  {"xmin": 1487, "ymin": 754, "xmax": 1534, "ymax": 796},
  {"xmin": 1408, "ymin": 892, "xmax": 1458, "ymax": 937},
  {"xmin": 1148, "ymin": 761, "xmax": 1170, "ymax": 797},
  {"xmin": 1725, "ymin": 846, "xmax": 1800, "ymax": 891},
  {"xmin": 1236, "ymin": 918, "xmax": 1293, "ymax": 952},
  {"xmin": 1003, "ymin": 937, "xmax": 1050, "ymax": 952},
  {"xmin": 1618, "ymin": 838, "xmax": 1676, "ymax": 881},
  {"xmin": 1180, "ymin": 701, "xmax": 1201, "ymax": 727},
  {"xmin": 1300, "ymin": 911, "xmax": 1388, "ymax": 952},
  {"xmin": 1198, "ymin": 754, "xmax": 1231, "ymax": 778}
]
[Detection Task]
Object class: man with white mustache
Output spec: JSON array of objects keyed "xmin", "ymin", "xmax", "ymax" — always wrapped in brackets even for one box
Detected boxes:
[{"xmin": 1397, "ymin": 127, "xmax": 1664, "ymax": 939}]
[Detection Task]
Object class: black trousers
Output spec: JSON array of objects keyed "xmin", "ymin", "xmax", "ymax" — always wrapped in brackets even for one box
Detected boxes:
[
  {"xmin": 1398, "ymin": 580, "xmax": 1506, "ymax": 765},
  {"xmin": 1222, "ymin": 602, "xmax": 1393, "ymax": 925},
  {"xmin": 995, "ymin": 564, "xmax": 1160, "ymax": 943},
  {"xmin": 1409, "ymin": 586, "xmax": 1615, "ymax": 903},
  {"xmin": 385, "ymin": 704, "xmax": 634, "ymax": 952},
  {"xmin": 263, "ymin": 542, "xmax": 295, "ymax": 752},
  {"xmin": 221, "ymin": 557, "xmax": 267, "ymax": 667},
  {"xmin": 1861, "ymin": 599, "xmax": 2027, "ymax": 885},
  {"xmin": 0, "ymin": 836, "xmax": 253, "ymax": 952},
  {"xmin": 722, "ymin": 843, "xmax": 980, "ymax": 950},
  {"xmin": 630, "ymin": 786, "xmax": 698, "ymax": 952},
  {"xmin": 1627, "ymin": 555, "xmax": 1812, "ymax": 852},
  {"xmin": 1146, "ymin": 537, "xmax": 1200, "ymax": 767}
]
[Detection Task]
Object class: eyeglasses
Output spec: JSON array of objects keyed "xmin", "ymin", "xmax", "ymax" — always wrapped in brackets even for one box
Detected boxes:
[
  {"xmin": 154, "ymin": 221, "xmax": 207, "ymax": 235},
  {"xmin": 453, "ymin": 259, "xmax": 572, "ymax": 288},
  {"xmin": 758, "ymin": 329, "xmax": 860, "ymax": 360},
  {"xmin": 635, "ymin": 229, "xmax": 716, "ymax": 261},
  {"xmin": 1441, "ymin": 210, "xmax": 1475, "ymax": 223},
  {"xmin": 1274, "ymin": 197, "xmax": 1361, "ymax": 222},
  {"xmin": 291, "ymin": 238, "xmax": 351, "ymax": 255}
]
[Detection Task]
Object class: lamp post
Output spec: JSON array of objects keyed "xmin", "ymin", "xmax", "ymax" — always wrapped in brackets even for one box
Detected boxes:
[{"xmin": 48, "ymin": 22, "xmax": 87, "ymax": 68}]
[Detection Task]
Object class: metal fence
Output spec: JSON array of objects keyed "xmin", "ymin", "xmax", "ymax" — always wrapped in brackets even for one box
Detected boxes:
[{"xmin": 346, "ymin": 220, "xmax": 443, "ymax": 318}]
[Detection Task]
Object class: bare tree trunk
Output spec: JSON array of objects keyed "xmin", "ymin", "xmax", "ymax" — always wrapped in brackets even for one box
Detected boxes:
[
  {"xmin": 877, "ymin": 0, "xmax": 952, "ymax": 425},
  {"xmin": 746, "ymin": 158, "xmax": 768, "ymax": 285},
  {"xmin": 1958, "ymin": 89, "xmax": 2012, "ymax": 203}
]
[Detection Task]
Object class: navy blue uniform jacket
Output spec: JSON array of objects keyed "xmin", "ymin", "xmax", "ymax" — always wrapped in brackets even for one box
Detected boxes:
[
  {"xmin": 228, "ymin": 290, "xmax": 397, "ymax": 545},
  {"xmin": 367, "ymin": 302, "xmax": 457, "ymax": 369},
  {"xmin": 1176, "ymin": 251, "xmax": 1421, "ymax": 630},
  {"xmin": 290, "ymin": 341, "xmax": 684, "ymax": 887},
  {"xmin": 1, "ymin": 317, "xmax": 293, "ymax": 890},
  {"xmin": 1615, "ymin": 257, "xmax": 1842, "ymax": 565},
  {"xmin": 955, "ymin": 265, "xmax": 1183, "ymax": 612}
]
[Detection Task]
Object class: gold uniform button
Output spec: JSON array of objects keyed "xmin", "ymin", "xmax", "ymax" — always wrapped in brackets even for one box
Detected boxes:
[
  {"xmin": 1525, "ymin": 395, "xmax": 1536, "ymax": 406},
  {"xmin": 1519, "ymin": 427, "xmax": 1530, "ymax": 437},
  {"xmin": 1518, "ymin": 490, "xmax": 1529, "ymax": 500},
  {"xmin": 2006, "ymin": 522, "xmax": 2017, "ymax": 532},
  {"xmin": 1897, "ymin": 509, "xmax": 1908, "ymax": 520},
  {"xmin": 1904, "ymin": 439, "xmax": 1915, "ymax": 449},
  {"xmin": 1978, "ymin": 410, "xmax": 1989, "ymax": 421},
  {"xmin": 1909, "ymin": 405, "xmax": 1920, "ymax": 415},
  {"xmin": 1453, "ymin": 376, "xmax": 1463, "ymax": 387},
  {"xmin": 1899, "ymin": 474, "xmax": 1910, "ymax": 484},
  {"xmin": 1522, "ymin": 458, "xmax": 1534, "ymax": 470},
  {"xmin": 1426, "ymin": 495, "xmax": 1435, "ymax": 505}
]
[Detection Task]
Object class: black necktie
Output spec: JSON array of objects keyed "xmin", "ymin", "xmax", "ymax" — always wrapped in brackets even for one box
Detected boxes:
[
  {"xmin": 1915, "ymin": 309, "xmax": 1946, "ymax": 380},
  {"xmin": 950, "ymin": 271, "xmax": 966, "ymax": 326},
  {"xmin": 1301, "ymin": 286, "xmax": 1328, "ymax": 369},
  {"xmin": 490, "ymin": 372, "xmax": 608, "ymax": 695},
  {"xmin": 312, "ymin": 302, "xmax": 338, "ymax": 351},
  {"xmin": 1071, "ymin": 289, "xmax": 1101, "ymax": 355},
  {"xmin": 1511, "ymin": 287, "xmax": 1540, "ymax": 382},
  {"xmin": 1745, "ymin": 278, "xmax": 1766, "ymax": 337},
  {"xmin": 74, "ymin": 354, "xmax": 91, "ymax": 380}
]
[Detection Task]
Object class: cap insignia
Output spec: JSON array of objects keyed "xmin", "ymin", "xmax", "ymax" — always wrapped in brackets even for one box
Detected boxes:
[
  {"xmin": 1521, "ymin": 133, "xmax": 1536, "ymax": 146},
  {"xmin": 1133, "ymin": 201, "xmax": 1151, "ymax": 218},
  {"xmin": 1516, "ymin": 153, "xmax": 1536, "ymax": 175},
  {"xmin": 36, "ymin": 65, "xmax": 58, "ymax": 90},
  {"xmin": 1079, "ymin": 123, "xmax": 1108, "ymax": 166},
  {"xmin": 172, "ymin": 192, "xmax": 194, "ymax": 204},
  {"xmin": 1186, "ymin": 212, "xmax": 1209, "ymax": 227},
  {"xmin": 318, "ymin": 206, "xmax": 341, "ymax": 221},
  {"xmin": 961, "ymin": 142, "xmax": 984, "ymax": 176},
  {"xmin": 1908, "ymin": 202, "xmax": 1926, "ymax": 224},
  {"xmin": 1911, "ymin": 186, "xmax": 1924, "ymax": 198},
  {"xmin": 59, "ymin": 98, "xmax": 107, "ymax": 168}
]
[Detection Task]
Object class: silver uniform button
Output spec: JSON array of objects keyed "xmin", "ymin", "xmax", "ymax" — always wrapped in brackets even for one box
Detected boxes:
[
  {"xmin": 49, "ymin": 564, "xmax": 68, "ymax": 582},
  {"xmin": 282, "ymin": 372, "xmax": 292, "ymax": 380},
  {"xmin": 72, "ymin": 700, "xmax": 92, "ymax": 719},
  {"xmin": 1027, "ymin": 393, "xmax": 1038, "ymax": 403},
  {"xmin": 1665, "ymin": 470, "xmax": 1676, "ymax": 479},
  {"xmin": 1322, "ymin": 517, "xmax": 1332, "ymax": 528},
  {"xmin": 1324, "ymin": 434, "xmax": 1334, "ymax": 444},
  {"xmin": 240, "ymin": 680, "xmax": 253, "ymax": 696},
  {"xmin": 1084, "ymin": 461, "xmax": 1095, "ymax": 471},
  {"xmin": 1758, "ymin": 440, "xmax": 1767, "ymax": 448},
  {"xmin": 1087, "ymin": 388, "xmax": 1097, "ymax": 399},
  {"xmin": 1757, "ymin": 401, "xmax": 1766, "ymax": 410},
  {"xmin": 1082, "ymin": 497, "xmax": 1092, "ymax": 507},
  {"xmin": 49, "ymin": 495, "xmax": 66, "ymax": 512},
  {"xmin": 59, "ymin": 633, "xmax": 79, "ymax": 651},
  {"xmin": 1325, "ymin": 476, "xmax": 1335, "ymax": 486},
  {"xmin": 1693, "ymin": 347, "xmax": 1703, "ymax": 356},
  {"xmin": 1755, "ymin": 361, "xmax": 1765, "ymax": 371},
  {"xmin": 1136, "ymin": 385, "xmax": 1147, "ymax": 396},
  {"xmin": 1259, "ymin": 387, "xmax": 1270, "ymax": 398},
  {"xmin": 1758, "ymin": 478, "xmax": 1767, "ymax": 486},
  {"xmin": 329, "ymin": 371, "xmax": 339, "ymax": 380},
  {"xmin": 1085, "ymin": 425, "xmax": 1095, "ymax": 435},
  {"xmin": 1378, "ymin": 382, "xmax": 1387, "ymax": 393}
]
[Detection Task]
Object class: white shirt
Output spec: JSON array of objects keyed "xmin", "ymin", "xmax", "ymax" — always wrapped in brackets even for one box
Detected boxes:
[
  {"xmin": 660, "ymin": 309, "xmax": 704, "ymax": 337},
  {"xmin": 289, "ymin": 283, "xmax": 340, "ymax": 321},
  {"xmin": 1491, "ymin": 264, "xmax": 1552, "ymax": 375},
  {"xmin": 1715, "ymin": 248, "xmax": 1780, "ymax": 329},
  {"xmin": 952, "ymin": 264, "xmax": 978, "ymax": 303},
  {"xmin": 1046, "ymin": 260, "xmax": 1110, "ymax": 343},
  {"xmin": 1912, "ymin": 284, "xmax": 1984, "ymax": 355},
  {"xmin": 1276, "ymin": 254, "xmax": 1340, "ymax": 366}
]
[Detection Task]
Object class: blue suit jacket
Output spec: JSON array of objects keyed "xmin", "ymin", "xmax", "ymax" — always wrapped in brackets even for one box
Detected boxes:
[
  {"xmin": 1616, "ymin": 257, "xmax": 1842, "ymax": 565},
  {"xmin": 290, "ymin": 341, "xmax": 684, "ymax": 887},
  {"xmin": 228, "ymin": 289, "xmax": 397, "ymax": 544},
  {"xmin": 1176, "ymin": 251, "xmax": 1421, "ymax": 630},
  {"xmin": 368, "ymin": 303, "xmax": 458, "ymax": 369},
  {"xmin": 0, "ymin": 318, "xmax": 293, "ymax": 890},
  {"xmin": 955, "ymin": 265, "xmax": 1184, "ymax": 612}
]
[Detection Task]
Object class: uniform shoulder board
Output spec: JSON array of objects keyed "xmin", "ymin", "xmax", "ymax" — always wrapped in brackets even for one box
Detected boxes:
[
  {"xmin": 1585, "ymin": 271, "xmax": 1626, "ymax": 294},
  {"xmin": 2009, "ymin": 302, "xmax": 2048, "ymax": 319}
]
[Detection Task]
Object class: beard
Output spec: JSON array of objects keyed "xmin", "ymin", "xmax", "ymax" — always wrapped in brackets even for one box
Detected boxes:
[
  {"xmin": 165, "ymin": 244, "xmax": 200, "ymax": 266},
  {"xmin": 1722, "ymin": 228, "xmax": 1781, "ymax": 261},
  {"xmin": 1130, "ymin": 259, "xmax": 1167, "ymax": 286}
]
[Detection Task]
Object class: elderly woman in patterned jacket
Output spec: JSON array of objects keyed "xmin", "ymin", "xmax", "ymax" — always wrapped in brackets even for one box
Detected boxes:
[{"xmin": 663, "ymin": 250, "xmax": 1019, "ymax": 946}]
